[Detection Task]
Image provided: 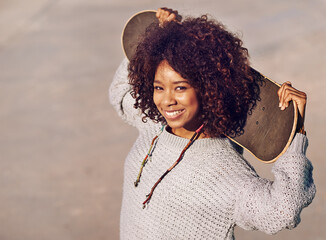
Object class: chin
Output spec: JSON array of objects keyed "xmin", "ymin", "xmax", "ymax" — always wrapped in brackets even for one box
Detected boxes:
[
  {"xmin": 166, "ymin": 122, "xmax": 184, "ymax": 129},
  {"xmin": 167, "ymin": 121, "xmax": 196, "ymax": 131}
]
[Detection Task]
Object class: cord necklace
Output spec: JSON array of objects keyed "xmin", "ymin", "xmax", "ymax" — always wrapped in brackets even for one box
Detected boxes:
[{"xmin": 134, "ymin": 124, "xmax": 205, "ymax": 208}]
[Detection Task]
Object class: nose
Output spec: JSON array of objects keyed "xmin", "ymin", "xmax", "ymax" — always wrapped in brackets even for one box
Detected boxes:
[{"xmin": 162, "ymin": 91, "xmax": 177, "ymax": 107}]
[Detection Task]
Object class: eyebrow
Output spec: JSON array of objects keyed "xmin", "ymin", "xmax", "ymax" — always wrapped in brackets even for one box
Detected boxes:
[{"xmin": 153, "ymin": 80, "xmax": 190, "ymax": 84}]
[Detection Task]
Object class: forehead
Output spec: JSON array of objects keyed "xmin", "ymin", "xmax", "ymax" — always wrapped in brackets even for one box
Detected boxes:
[{"xmin": 154, "ymin": 60, "xmax": 188, "ymax": 84}]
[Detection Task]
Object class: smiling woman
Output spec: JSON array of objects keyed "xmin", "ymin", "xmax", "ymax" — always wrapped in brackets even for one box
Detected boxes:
[
  {"xmin": 109, "ymin": 7, "xmax": 315, "ymax": 240},
  {"xmin": 128, "ymin": 13, "xmax": 261, "ymax": 139}
]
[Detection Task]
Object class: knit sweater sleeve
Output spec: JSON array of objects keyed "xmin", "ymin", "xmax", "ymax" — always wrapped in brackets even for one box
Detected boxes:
[
  {"xmin": 234, "ymin": 133, "xmax": 316, "ymax": 235},
  {"xmin": 109, "ymin": 58, "xmax": 150, "ymax": 129}
]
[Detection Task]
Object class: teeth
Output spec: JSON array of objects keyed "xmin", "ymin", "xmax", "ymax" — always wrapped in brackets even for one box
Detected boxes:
[{"xmin": 165, "ymin": 110, "xmax": 183, "ymax": 116}]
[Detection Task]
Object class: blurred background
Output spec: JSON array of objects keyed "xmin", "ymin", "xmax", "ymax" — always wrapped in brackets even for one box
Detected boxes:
[{"xmin": 0, "ymin": 0, "xmax": 325, "ymax": 239}]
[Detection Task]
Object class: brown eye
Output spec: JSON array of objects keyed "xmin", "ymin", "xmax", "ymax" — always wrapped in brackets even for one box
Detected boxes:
[
  {"xmin": 154, "ymin": 86, "xmax": 163, "ymax": 91},
  {"xmin": 176, "ymin": 86, "xmax": 187, "ymax": 91}
]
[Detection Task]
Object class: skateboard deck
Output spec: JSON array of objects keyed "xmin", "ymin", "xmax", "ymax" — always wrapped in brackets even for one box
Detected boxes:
[{"xmin": 121, "ymin": 10, "xmax": 298, "ymax": 163}]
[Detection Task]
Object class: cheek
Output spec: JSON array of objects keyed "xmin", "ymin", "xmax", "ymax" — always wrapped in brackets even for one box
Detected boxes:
[
  {"xmin": 190, "ymin": 96, "xmax": 200, "ymax": 114},
  {"xmin": 153, "ymin": 93, "xmax": 161, "ymax": 109},
  {"xmin": 183, "ymin": 92, "xmax": 199, "ymax": 110},
  {"xmin": 190, "ymin": 94, "xmax": 199, "ymax": 106}
]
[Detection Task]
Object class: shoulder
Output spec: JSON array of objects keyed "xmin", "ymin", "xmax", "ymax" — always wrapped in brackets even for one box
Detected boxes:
[{"xmin": 186, "ymin": 138, "xmax": 258, "ymax": 181}]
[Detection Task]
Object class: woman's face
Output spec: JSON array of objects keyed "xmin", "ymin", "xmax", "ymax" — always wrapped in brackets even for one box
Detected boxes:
[{"xmin": 153, "ymin": 60, "xmax": 201, "ymax": 139}]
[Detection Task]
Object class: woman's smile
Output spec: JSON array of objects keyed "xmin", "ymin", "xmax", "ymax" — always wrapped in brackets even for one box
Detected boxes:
[{"xmin": 163, "ymin": 109, "xmax": 185, "ymax": 118}]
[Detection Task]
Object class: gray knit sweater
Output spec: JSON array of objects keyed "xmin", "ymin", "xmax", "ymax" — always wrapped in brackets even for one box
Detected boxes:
[{"xmin": 109, "ymin": 58, "xmax": 316, "ymax": 240}]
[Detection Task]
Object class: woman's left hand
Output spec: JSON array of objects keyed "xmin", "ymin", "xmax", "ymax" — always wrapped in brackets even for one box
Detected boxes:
[
  {"xmin": 156, "ymin": 7, "xmax": 182, "ymax": 26},
  {"xmin": 277, "ymin": 81, "xmax": 307, "ymax": 131}
]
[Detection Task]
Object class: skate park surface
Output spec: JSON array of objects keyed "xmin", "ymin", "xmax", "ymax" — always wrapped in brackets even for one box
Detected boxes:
[{"xmin": 0, "ymin": 0, "xmax": 325, "ymax": 239}]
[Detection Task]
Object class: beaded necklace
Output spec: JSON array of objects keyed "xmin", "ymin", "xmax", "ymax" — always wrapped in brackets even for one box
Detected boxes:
[{"xmin": 134, "ymin": 124, "xmax": 205, "ymax": 208}]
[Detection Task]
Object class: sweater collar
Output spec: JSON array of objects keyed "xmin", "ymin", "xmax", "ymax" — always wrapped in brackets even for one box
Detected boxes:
[{"xmin": 159, "ymin": 126, "xmax": 228, "ymax": 151}]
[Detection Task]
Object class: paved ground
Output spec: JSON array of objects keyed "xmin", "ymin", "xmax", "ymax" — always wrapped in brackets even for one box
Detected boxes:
[{"xmin": 0, "ymin": 0, "xmax": 325, "ymax": 239}]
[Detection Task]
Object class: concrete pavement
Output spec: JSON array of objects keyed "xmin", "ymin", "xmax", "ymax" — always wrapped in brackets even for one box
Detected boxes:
[{"xmin": 0, "ymin": 0, "xmax": 325, "ymax": 239}]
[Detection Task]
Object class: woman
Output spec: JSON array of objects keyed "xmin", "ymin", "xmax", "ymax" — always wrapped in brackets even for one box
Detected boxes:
[{"xmin": 110, "ymin": 8, "xmax": 315, "ymax": 240}]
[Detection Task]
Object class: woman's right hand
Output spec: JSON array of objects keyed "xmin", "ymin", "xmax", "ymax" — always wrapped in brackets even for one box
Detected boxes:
[
  {"xmin": 156, "ymin": 8, "xmax": 182, "ymax": 26},
  {"xmin": 277, "ymin": 81, "xmax": 307, "ymax": 133}
]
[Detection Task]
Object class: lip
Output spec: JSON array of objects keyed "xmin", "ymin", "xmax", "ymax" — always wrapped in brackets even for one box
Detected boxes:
[{"xmin": 163, "ymin": 109, "xmax": 185, "ymax": 120}]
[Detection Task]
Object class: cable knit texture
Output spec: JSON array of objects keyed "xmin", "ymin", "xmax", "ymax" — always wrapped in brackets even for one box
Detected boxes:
[{"xmin": 109, "ymin": 59, "xmax": 316, "ymax": 240}]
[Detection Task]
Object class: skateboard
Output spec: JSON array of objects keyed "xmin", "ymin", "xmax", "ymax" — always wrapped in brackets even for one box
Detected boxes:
[{"xmin": 121, "ymin": 10, "xmax": 298, "ymax": 163}]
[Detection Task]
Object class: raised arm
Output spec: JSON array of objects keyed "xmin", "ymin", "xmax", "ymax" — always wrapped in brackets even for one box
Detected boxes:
[
  {"xmin": 234, "ymin": 133, "xmax": 315, "ymax": 234},
  {"xmin": 109, "ymin": 58, "xmax": 146, "ymax": 128},
  {"xmin": 109, "ymin": 8, "xmax": 181, "ymax": 129},
  {"xmin": 234, "ymin": 83, "xmax": 315, "ymax": 234}
]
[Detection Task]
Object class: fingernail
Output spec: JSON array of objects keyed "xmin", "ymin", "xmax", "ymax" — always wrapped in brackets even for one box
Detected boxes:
[{"xmin": 279, "ymin": 103, "xmax": 282, "ymax": 108}]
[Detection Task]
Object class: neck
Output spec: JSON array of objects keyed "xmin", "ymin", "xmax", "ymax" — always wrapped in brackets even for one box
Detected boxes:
[{"xmin": 168, "ymin": 124, "xmax": 208, "ymax": 139}]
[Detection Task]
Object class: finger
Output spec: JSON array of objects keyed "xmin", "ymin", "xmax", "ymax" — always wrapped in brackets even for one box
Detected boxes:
[
  {"xmin": 277, "ymin": 82, "xmax": 293, "ymax": 108},
  {"xmin": 161, "ymin": 8, "xmax": 169, "ymax": 15},
  {"xmin": 281, "ymin": 90, "xmax": 304, "ymax": 109},
  {"xmin": 277, "ymin": 82, "xmax": 289, "ymax": 100},
  {"xmin": 278, "ymin": 81, "xmax": 291, "ymax": 93},
  {"xmin": 277, "ymin": 84, "xmax": 287, "ymax": 108},
  {"xmin": 166, "ymin": 13, "xmax": 176, "ymax": 22},
  {"xmin": 285, "ymin": 81, "xmax": 292, "ymax": 86},
  {"xmin": 280, "ymin": 88, "xmax": 307, "ymax": 116},
  {"xmin": 158, "ymin": 10, "xmax": 168, "ymax": 23},
  {"xmin": 157, "ymin": 8, "xmax": 168, "ymax": 26},
  {"xmin": 281, "ymin": 88, "xmax": 306, "ymax": 107},
  {"xmin": 279, "ymin": 87, "xmax": 292, "ymax": 108},
  {"xmin": 157, "ymin": 7, "xmax": 180, "ymax": 23},
  {"xmin": 157, "ymin": 8, "xmax": 169, "ymax": 19},
  {"xmin": 156, "ymin": 9, "xmax": 161, "ymax": 19},
  {"xmin": 281, "ymin": 87, "xmax": 306, "ymax": 106},
  {"xmin": 282, "ymin": 92, "xmax": 307, "ymax": 118}
]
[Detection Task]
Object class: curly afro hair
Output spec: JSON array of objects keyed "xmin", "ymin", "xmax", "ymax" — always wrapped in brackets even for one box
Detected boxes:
[{"xmin": 128, "ymin": 15, "xmax": 260, "ymax": 137}]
